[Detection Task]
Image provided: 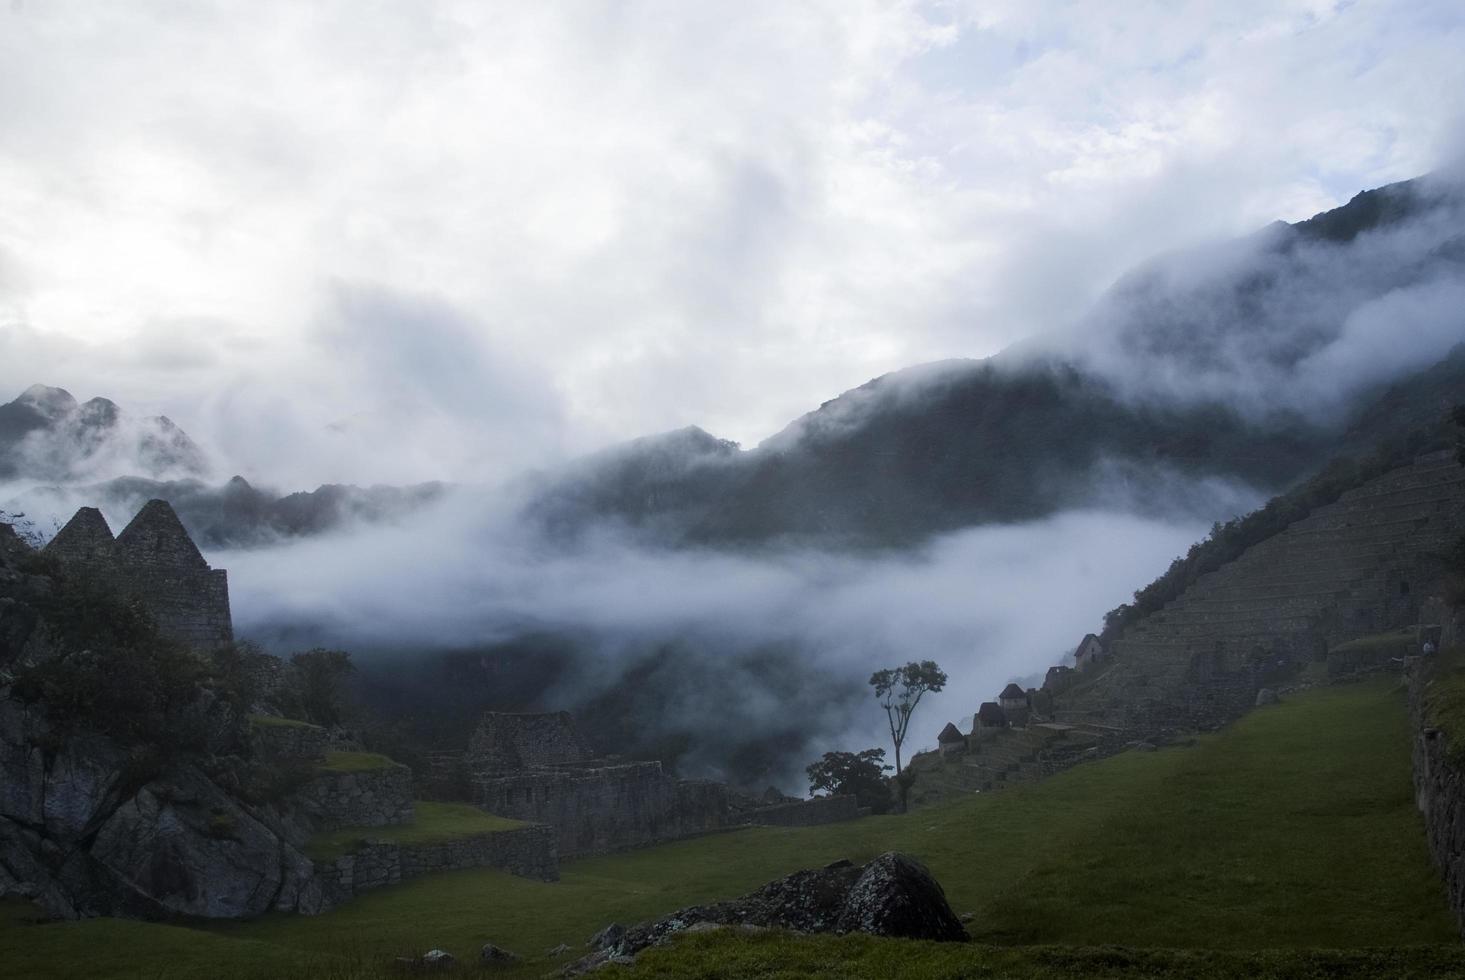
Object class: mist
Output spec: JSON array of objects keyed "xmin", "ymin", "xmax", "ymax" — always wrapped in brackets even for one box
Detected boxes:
[
  {"xmin": 217, "ymin": 486, "xmax": 1218, "ymax": 787},
  {"xmin": 1046, "ymin": 173, "xmax": 1465, "ymax": 422}
]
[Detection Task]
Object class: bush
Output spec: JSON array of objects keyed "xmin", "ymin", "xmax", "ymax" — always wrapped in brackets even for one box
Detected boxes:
[{"xmin": 806, "ymin": 748, "xmax": 894, "ymax": 814}]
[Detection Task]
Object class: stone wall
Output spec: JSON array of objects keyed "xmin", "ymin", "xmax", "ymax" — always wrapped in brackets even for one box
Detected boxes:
[
  {"xmin": 466, "ymin": 711, "xmax": 591, "ymax": 774},
  {"xmin": 42, "ymin": 500, "xmax": 233, "ymax": 651},
  {"xmin": 473, "ymin": 761, "xmax": 729, "ymax": 857},
  {"xmin": 251, "ymin": 719, "xmax": 328, "ymax": 762},
  {"xmin": 1409, "ymin": 656, "xmax": 1465, "ymax": 935},
  {"xmin": 745, "ymin": 794, "xmax": 860, "ymax": 827},
  {"xmin": 293, "ymin": 764, "xmax": 415, "ymax": 831},
  {"xmin": 307, "ymin": 824, "xmax": 558, "ymax": 914}
]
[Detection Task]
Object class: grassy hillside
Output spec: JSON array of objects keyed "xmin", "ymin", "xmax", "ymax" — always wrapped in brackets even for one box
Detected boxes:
[{"xmin": 0, "ymin": 677, "xmax": 1456, "ymax": 978}]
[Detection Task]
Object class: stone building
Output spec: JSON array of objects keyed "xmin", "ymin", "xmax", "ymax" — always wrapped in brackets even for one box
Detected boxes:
[
  {"xmin": 1074, "ymin": 634, "xmax": 1104, "ymax": 671},
  {"xmin": 464, "ymin": 710, "xmax": 730, "ymax": 857},
  {"xmin": 998, "ymin": 683, "xmax": 1030, "ymax": 727},
  {"xmin": 972, "ymin": 701, "xmax": 1006, "ymax": 738},
  {"xmin": 468, "ymin": 711, "xmax": 590, "ymax": 773},
  {"xmin": 43, "ymin": 500, "xmax": 233, "ymax": 651},
  {"xmin": 937, "ymin": 722, "xmax": 966, "ymax": 755},
  {"xmin": 1043, "ymin": 664, "xmax": 1076, "ymax": 694}
]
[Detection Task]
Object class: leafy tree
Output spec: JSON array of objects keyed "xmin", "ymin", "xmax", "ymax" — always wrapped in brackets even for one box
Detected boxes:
[
  {"xmin": 286, "ymin": 648, "xmax": 355, "ymax": 727},
  {"xmin": 868, "ymin": 659, "xmax": 947, "ymax": 776},
  {"xmin": 806, "ymin": 747, "xmax": 893, "ymax": 814}
]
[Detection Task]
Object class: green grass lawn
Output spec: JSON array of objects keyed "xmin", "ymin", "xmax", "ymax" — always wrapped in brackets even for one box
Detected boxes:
[
  {"xmin": 0, "ymin": 677, "xmax": 1456, "ymax": 979},
  {"xmin": 306, "ymin": 802, "xmax": 527, "ymax": 861}
]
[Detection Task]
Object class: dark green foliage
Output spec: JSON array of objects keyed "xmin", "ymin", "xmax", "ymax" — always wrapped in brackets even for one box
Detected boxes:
[
  {"xmin": 806, "ymin": 748, "xmax": 893, "ymax": 814},
  {"xmin": 869, "ymin": 660, "xmax": 947, "ymax": 776},
  {"xmin": 283, "ymin": 647, "xmax": 355, "ymax": 728},
  {"xmin": 11, "ymin": 567, "xmax": 217, "ymax": 750}
]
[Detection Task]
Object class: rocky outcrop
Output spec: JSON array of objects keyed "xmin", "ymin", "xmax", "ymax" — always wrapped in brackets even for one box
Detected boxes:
[
  {"xmin": 565, "ymin": 851, "xmax": 964, "ymax": 973},
  {"xmin": 0, "ymin": 693, "xmax": 323, "ymax": 920}
]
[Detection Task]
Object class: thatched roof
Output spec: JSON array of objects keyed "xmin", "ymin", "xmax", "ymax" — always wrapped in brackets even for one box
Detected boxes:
[
  {"xmin": 976, "ymin": 702, "xmax": 1006, "ymax": 726},
  {"xmin": 937, "ymin": 722, "xmax": 964, "ymax": 743}
]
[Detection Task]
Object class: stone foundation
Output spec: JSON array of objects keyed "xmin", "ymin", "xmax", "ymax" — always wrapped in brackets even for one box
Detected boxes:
[
  {"xmin": 474, "ymin": 762, "xmax": 729, "ymax": 857},
  {"xmin": 294, "ymin": 764, "xmax": 415, "ymax": 831},
  {"xmin": 251, "ymin": 720, "xmax": 328, "ymax": 762},
  {"xmin": 307, "ymin": 824, "xmax": 558, "ymax": 914}
]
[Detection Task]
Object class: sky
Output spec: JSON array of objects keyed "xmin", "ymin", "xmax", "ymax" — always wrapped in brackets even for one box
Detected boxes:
[{"xmin": 2, "ymin": 0, "xmax": 1464, "ymax": 488}]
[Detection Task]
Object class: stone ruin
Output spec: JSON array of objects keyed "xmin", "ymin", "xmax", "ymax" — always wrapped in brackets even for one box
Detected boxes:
[
  {"xmin": 460, "ymin": 710, "xmax": 860, "ymax": 857},
  {"xmin": 43, "ymin": 500, "xmax": 233, "ymax": 651},
  {"xmin": 463, "ymin": 711, "xmax": 730, "ymax": 857}
]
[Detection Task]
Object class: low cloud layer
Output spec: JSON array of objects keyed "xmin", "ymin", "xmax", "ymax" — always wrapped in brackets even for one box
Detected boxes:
[{"xmin": 219, "ymin": 490, "xmax": 1213, "ymax": 782}]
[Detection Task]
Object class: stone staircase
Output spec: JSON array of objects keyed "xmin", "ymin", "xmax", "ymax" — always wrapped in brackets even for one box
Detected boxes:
[{"xmin": 1054, "ymin": 451, "xmax": 1465, "ymax": 731}]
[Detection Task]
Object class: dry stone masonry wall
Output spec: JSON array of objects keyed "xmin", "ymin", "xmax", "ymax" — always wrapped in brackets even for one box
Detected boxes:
[
  {"xmin": 294, "ymin": 763, "xmax": 415, "ymax": 831},
  {"xmin": 1409, "ymin": 656, "xmax": 1465, "ymax": 935},
  {"xmin": 310, "ymin": 824, "xmax": 557, "ymax": 914},
  {"xmin": 42, "ymin": 500, "xmax": 233, "ymax": 651}
]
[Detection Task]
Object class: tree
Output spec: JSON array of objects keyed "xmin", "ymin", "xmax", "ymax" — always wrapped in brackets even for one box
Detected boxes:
[
  {"xmin": 287, "ymin": 648, "xmax": 355, "ymax": 728},
  {"xmin": 868, "ymin": 659, "xmax": 947, "ymax": 776},
  {"xmin": 806, "ymin": 748, "xmax": 894, "ymax": 814}
]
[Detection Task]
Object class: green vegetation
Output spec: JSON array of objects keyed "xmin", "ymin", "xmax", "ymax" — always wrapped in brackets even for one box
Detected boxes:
[
  {"xmin": 319, "ymin": 751, "xmax": 399, "ymax": 773},
  {"xmin": 628, "ymin": 931, "xmax": 1465, "ymax": 979},
  {"xmin": 1330, "ymin": 628, "xmax": 1418, "ymax": 658},
  {"xmin": 0, "ymin": 678, "xmax": 1454, "ymax": 979},
  {"xmin": 306, "ymin": 803, "xmax": 525, "ymax": 861}
]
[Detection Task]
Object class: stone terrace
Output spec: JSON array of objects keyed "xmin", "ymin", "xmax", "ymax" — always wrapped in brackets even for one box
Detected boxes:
[{"xmin": 1055, "ymin": 451, "xmax": 1465, "ymax": 732}]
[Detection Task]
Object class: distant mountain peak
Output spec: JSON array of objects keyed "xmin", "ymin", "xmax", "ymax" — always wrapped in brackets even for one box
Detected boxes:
[
  {"xmin": 0, "ymin": 385, "xmax": 209, "ymax": 484},
  {"xmin": 16, "ymin": 384, "xmax": 78, "ymax": 419}
]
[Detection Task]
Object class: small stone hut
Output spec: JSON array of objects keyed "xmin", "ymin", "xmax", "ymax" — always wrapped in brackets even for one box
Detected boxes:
[
  {"xmin": 973, "ymin": 701, "xmax": 1006, "ymax": 739},
  {"xmin": 1074, "ymin": 633, "xmax": 1104, "ymax": 671},
  {"xmin": 937, "ymin": 722, "xmax": 966, "ymax": 755}
]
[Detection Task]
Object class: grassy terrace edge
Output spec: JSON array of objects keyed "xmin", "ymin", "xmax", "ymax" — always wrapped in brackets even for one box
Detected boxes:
[{"xmin": 305, "ymin": 802, "xmax": 527, "ymax": 861}]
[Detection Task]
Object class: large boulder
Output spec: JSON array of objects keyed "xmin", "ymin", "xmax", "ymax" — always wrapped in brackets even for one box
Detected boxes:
[
  {"xmin": 834, "ymin": 852, "xmax": 967, "ymax": 941},
  {"xmin": 567, "ymin": 852, "xmax": 964, "ymax": 973},
  {"xmin": 85, "ymin": 764, "xmax": 315, "ymax": 919}
]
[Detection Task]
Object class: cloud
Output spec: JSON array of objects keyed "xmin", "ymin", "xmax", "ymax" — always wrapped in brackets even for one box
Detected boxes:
[
  {"xmin": 0, "ymin": 2, "xmax": 1462, "ymax": 485},
  {"xmin": 218, "ymin": 489, "xmax": 1210, "ymax": 784}
]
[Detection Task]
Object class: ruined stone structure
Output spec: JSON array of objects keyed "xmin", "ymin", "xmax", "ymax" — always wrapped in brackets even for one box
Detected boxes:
[
  {"xmin": 468, "ymin": 711, "xmax": 590, "ymax": 773},
  {"xmin": 1053, "ymin": 451, "xmax": 1465, "ymax": 732},
  {"xmin": 1043, "ymin": 665, "xmax": 1077, "ymax": 694},
  {"xmin": 310, "ymin": 823, "xmax": 558, "ymax": 913},
  {"xmin": 465, "ymin": 711, "xmax": 731, "ymax": 857},
  {"xmin": 43, "ymin": 500, "xmax": 233, "ymax": 650},
  {"xmin": 293, "ymin": 763, "xmax": 416, "ymax": 832}
]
